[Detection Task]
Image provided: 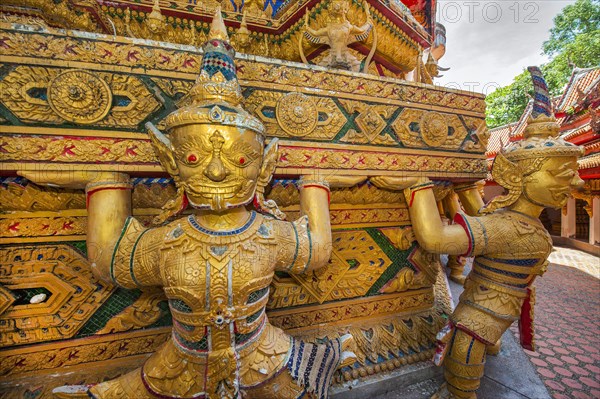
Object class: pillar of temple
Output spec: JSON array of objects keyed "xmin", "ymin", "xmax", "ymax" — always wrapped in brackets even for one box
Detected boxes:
[
  {"xmin": 561, "ymin": 197, "xmax": 577, "ymax": 238},
  {"xmin": 590, "ymin": 196, "xmax": 600, "ymax": 245}
]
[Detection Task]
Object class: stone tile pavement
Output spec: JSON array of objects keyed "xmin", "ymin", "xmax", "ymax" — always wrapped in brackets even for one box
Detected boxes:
[{"xmin": 514, "ymin": 246, "xmax": 600, "ymax": 399}]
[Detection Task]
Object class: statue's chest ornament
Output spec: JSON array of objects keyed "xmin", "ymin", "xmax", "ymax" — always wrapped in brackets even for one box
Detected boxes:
[{"xmin": 187, "ymin": 211, "xmax": 257, "ymax": 237}]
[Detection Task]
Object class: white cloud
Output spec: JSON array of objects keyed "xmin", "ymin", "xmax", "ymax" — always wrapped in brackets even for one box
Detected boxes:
[{"xmin": 434, "ymin": 0, "xmax": 573, "ymax": 94}]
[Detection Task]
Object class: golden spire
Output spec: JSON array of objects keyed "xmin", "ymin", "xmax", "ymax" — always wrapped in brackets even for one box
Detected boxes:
[
  {"xmin": 148, "ymin": 0, "xmax": 165, "ymax": 22},
  {"xmin": 208, "ymin": 6, "xmax": 229, "ymax": 41},
  {"xmin": 239, "ymin": 10, "xmax": 249, "ymax": 35}
]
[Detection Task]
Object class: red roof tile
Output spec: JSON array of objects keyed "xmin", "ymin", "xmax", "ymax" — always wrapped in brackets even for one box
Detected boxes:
[
  {"xmin": 486, "ymin": 122, "xmax": 517, "ymax": 157},
  {"xmin": 555, "ymin": 67, "xmax": 600, "ymax": 113}
]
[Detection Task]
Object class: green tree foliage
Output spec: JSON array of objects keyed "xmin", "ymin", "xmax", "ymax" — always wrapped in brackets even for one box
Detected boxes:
[
  {"xmin": 486, "ymin": 0, "xmax": 600, "ymax": 128},
  {"xmin": 485, "ymin": 71, "xmax": 530, "ymax": 128}
]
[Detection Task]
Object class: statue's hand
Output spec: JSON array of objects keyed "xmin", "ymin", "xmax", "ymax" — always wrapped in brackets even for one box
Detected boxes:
[
  {"xmin": 326, "ymin": 175, "xmax": 367, "ymax": 188},
  {"xmin": 364, "ymin": 0, "xmax": 371, "ymax": 20},
  {"xmin": 370, "ymin": 176, "xmax": 429, "ymax": 191},
  {"xmin": 18, "ymin": 170, "xmax": 129, "ymax": 190},
  {"xmin": 300, "ymin": 173, "xmax": 367, "ymax": 188}
]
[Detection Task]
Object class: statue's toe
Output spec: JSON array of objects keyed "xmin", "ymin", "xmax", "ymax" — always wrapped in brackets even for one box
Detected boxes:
[
  {"xmin": 431, "ymin": 383, "xmax": 451, "ymax": 399},
  {"xmin": 339, "ymin": 333, "xmax": 354, "ymax": 352},
  {"xmin": 338, "ymin": 350, "xmax": 357, "ymax": 369},
  {"xmin": 431, "ymin": 383, "xmax": 476, "ymax": 399}
]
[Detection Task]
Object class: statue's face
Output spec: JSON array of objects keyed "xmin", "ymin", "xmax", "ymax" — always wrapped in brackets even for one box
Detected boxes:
[
  {"xmin": 170, "ymin": 124, "xmax": 264, "ymax": 211},
  {"xmin": 331, "ymin": 0, "xmax": 348, "ymax": 16},
  {"xmin": 238, "ymin": 33, "xmax": 250, "ymax": 48},
  {"xmin": 523, "ymin": 156, "xmax": 584, "ymax": 208}
]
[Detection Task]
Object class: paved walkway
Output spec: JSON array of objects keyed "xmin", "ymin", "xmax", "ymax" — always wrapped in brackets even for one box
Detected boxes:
[
  {"xmin": 336, "ymin": 246, "xmax": 599, "ymax": 399},
  {"xmin": 515, "ymin": 246, "xmax": 600, "ymax": 399}
]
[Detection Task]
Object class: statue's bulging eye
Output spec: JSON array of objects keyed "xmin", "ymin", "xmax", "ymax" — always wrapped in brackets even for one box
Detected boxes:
[
  {"xmin": 185, "ymin": 153, "xmax": 200, "ymax": 165},
  {"xmin": 239, "ymin": 157, "xmax": 246, "ymax": 165}
]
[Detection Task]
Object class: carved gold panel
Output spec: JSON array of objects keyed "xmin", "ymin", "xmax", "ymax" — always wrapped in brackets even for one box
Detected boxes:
[
  {"xmin": 0, "ymin": 26, "xmax": 486, "ymax": 115},
  {"xmin": 339, "ymin": 99, "xmax": 397, "ymax": 145},
  {"xmin": 268, "ymin": 289, "xmax": 434, "ymax": 331},
  {"xmin": 462, "ymin": 116, "xmax": 490, "ymax": 152},
  {"xmin": 0, "ymin": 181, "xmax": 85, "ymax": 212},
  {"xmin": 268, "ymin": 182, "xmax": 406, "ymax": 208},
  {"xmin": 0, "ymin": 216, "xmax": 87, "ymax": 239},
  {"xmin": 0, "ymin": 135, "xmax": 155, "ymax": 164},
  {"xmin": 0, "ymin": 66, "xmax": 160, "ymax": 128},
  {"xmin": 0, "ymin": 245, "xmax": 114, "ymax": 347},
  {"xmin": 0, "ymin": 327, "xmax": 170, "ymax": 378},
  {"xmin": 392, "ymin": 109, "xmax": 485, "ymax": 152},
  {"xmin": 289, "ymin": 230, "xmax": 392, "ymax": 303},
  {"xmin": 244, "ymin": 90, "xmax": 346, "ymax": 140}
]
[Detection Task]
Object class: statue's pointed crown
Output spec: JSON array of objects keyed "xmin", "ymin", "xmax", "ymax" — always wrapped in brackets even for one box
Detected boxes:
[
  {"xmin": 148, "ymin": 0, "xmax": 164, "ymax": 21},
  {"xmin": 163, "ymin": 7, "xmax": 263, "ymax": 134},
  {"xmin": 501, "ymin": 66, "xmax": 582, "ymax": 161},
  {"xmin": 239, "ymin": 10, "xmax": 249, "ymax": 35}
]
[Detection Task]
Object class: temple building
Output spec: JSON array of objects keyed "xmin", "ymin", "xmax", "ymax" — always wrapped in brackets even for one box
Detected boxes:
[{"xmin": 486, "ymin": 66, "xmax": 600, "ymax": 247}]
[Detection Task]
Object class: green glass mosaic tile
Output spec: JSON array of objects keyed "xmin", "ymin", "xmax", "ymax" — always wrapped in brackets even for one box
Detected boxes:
[
  {"xmin": 69, "ymin": 241, "xmax": 87, "ymax": 256},
  {"xmin": 331, "ymin": 98, "xmax": 359, "ymax": 143},
  {"xmin": 365, "ymin": 228, "xmax": 418, "ymax": 295},
  {"xmin": 148, "ymin": 300, "xmax": 173, "ymax": 329},
  {"xmin": 76, "ymin": 288, "xmax": 142, "ymax": 337}
]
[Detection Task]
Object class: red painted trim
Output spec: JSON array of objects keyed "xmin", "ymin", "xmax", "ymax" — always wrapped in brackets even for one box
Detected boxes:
[
  {"xmin": 570, "ymin": 131, "xmax": 596, "ymax": 146},
  {"xmin": 370, "ymin": 2, "xmax": 431, "ymax": 47},
  {"xmin": 579, "ymin": 167, "xmax": 600, "ymax": 179},
  {"xmin": 560, "ymin": 116, "xmax": 592, "ymax": 132},
  {"xmin": 301, "ymin": 184, "xmax": 331, "ymax": 203},
  {"xmin": 453, "ymin": 213, "xmax": 472, "ymax": 257},
  {"xmin": 518, "ymin": 287, "xmax": 535, "ymax": 351},
  {"xmin": 86, "ymin": 186, "xmax": 131, "ymax": 208},
  {"xmin": 454, "ymin": 322, "xmax": 493, "ymax": 345}
]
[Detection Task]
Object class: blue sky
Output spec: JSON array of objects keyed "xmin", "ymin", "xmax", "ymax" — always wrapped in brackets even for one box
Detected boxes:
[{"xmin": 434, "ymin": 0, "xmax": 574, "ymax": 95}]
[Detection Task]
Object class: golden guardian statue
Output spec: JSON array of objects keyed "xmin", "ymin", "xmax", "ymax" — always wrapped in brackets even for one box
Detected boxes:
[
  {"xmin": 24, "ymin": 8, "xmax": 359, "ymax": 399},
  {"xmin": 301, "ymin": 0, "xmax": 374, "ymax": 72},
  {"xmin": 371, "ymin": 67, "xmax": 584, "ymax": 399}
]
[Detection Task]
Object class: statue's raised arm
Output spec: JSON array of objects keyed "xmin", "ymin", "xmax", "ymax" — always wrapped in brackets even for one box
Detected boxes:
[{"xmin": 301, "ymin": 0, "xmax": 374, "ymax": 72}]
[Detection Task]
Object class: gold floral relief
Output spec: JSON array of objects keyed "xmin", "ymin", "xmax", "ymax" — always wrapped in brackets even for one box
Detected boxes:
[
  {"xmin": 245, "ymin": 90, "xmax": 346, "ymax": 140},
  {"xmin": 0, "ymin": 135, "xmax": 156, "ymax": 164},
  {"xmin": 151, "ymin": 78, "xmax": 194, "ymax": 98},
  {"xmin": 96, "ymin": 290, "xmax": 166, "ymax": 335},
  {"xmin": 0, "ymin": 182, "xmax": 85, "ymax": 212},
  {"xmin": 339, "ymin": 99, "xmax": 398, "ymax": 145},
  {"xmin": 0, "ymin": 66, "xmax": 160, "ymax": 128},
  {"xmin": 268, "ymin": 182, "xmax": 406, "ymax": 208},
  {"xmin": 0, "ymin": 245, "xmax": 114, "ymax": 347},
  {"xmin": 0, "ymin": 27, "xmax": 486, "ymax": 114},
  {"xmin": 391, "ymin": 108, "xmax": 470, "ymax": 150}
]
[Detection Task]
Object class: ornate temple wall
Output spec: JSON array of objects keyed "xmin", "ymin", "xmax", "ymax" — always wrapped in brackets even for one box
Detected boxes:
[{"xmin": 0, "ymin": 22, "xmax": 487, "ymax": 397}]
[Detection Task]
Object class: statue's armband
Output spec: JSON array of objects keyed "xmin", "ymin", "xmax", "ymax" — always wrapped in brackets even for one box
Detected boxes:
[
  {"xmin": 452, "ymin": 212, "xmax": 488, "ymax": 257},
  {"xmin": 273, "ymin": 217, "xmax": 312, "ymax": 274},
  {"xmin": 110, "ymin": 217, "xmax": 162, "ymax": 288}
]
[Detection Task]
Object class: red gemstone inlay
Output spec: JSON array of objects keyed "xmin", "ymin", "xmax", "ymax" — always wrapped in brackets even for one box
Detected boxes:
[
  {"xmin": 187, "ymin": 154, "xmax": 198, "ymax": 163},
  {"xmin": 239, "ymin": 157, "xmax": 245, "ymax": 165}
]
